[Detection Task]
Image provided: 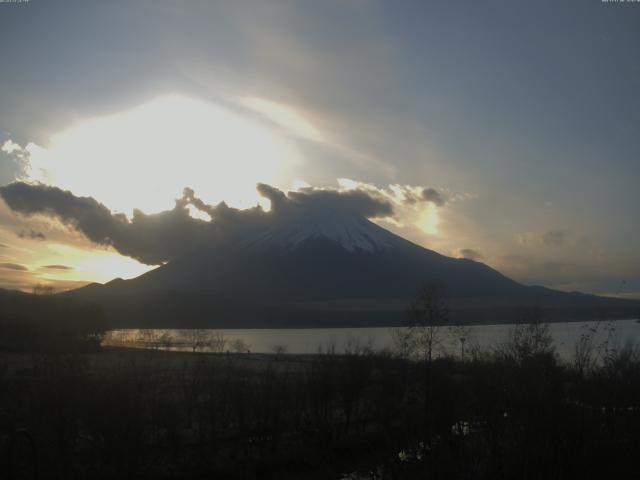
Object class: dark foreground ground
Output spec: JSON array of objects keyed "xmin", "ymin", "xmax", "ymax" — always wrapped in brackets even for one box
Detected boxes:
[{"xmin": 2, "ymin": 334, "xmax": 640, "ymax": 480}]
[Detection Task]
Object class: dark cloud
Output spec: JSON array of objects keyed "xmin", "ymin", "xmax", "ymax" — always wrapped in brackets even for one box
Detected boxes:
[
  {"xmin": 0, "ymin": 182, "xmax": 227, "ymax": 265},
  {"xmin": 256, "ymin": 183, "xmax": 290, "ymax": 212},
  {"xmin": 42, "ymin": 264, "xmax": 73, "ymax": 271},
  {"xmin": 278, "ymin": 185, "xmax": 394, "ymax": 219},
  {"xmin": 0, "ymin": 182, "xmax": 395, "ymax": 265},
  {"xmin": 456, "ymin": 248, "xmax": 483, "ymax": 261},
  {"xmin": 421, "ymin": 188, "xmax": 447, "ymax": 207},
  {"xmin": 18, "ymin": 229, "xmax": 46, "ymax": 241},
  {"xmin": 0, "ymin": 262, "xmax": 28, "ymax": 271}
]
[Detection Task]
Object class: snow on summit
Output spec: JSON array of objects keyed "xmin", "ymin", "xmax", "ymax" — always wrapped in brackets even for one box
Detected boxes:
[{"xmin": 244, "ymin": 213, "xmax": 403, "ymax": 253}]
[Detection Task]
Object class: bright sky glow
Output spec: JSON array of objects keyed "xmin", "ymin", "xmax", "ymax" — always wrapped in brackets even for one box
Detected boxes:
[
  {"xmin": 40, "ymin": 243, "xmax": 152, "ymax": 282},
  {"xmin": 240, "ymin": 97, "xmax": 325, "ymax": 144},
  {"xmin": 416, "ymin": 204, "xmax": 439, "ymax": 235},
  {"xmin": 0, "ymin": 241, "xmax": 152, "ymax": 292},
  {"xmin": 26, "ymin": 94, "xmax": 302, "ymax": 214}
]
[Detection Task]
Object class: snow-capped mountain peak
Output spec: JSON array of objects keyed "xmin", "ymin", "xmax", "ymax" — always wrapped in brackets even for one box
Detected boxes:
[{"xmin": 243, "ymin": 214, "xmax": 403, "ymax": 252}]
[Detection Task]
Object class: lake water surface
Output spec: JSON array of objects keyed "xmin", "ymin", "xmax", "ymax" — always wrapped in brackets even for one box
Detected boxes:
[{"xmin": 103, "ymin": 319, "xmax": 640, "ymax": 361}]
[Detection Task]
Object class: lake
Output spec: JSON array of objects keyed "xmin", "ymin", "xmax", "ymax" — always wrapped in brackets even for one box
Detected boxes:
[{"xmin": 103, "ymin": 318, "xmax": 640, "ymax": 361}]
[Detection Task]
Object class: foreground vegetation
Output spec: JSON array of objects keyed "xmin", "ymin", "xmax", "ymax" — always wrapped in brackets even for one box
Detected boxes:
[
  {"xmin": 2, "ymin": 287, "xmax": 639, "ymax": 478},
  {"xmin": 0, "ymin": 288, "xmax": 107, "ymax": 353},
  {"xmin": 1, "ymin": 324, "xmax": 640, "ymax": 479}
]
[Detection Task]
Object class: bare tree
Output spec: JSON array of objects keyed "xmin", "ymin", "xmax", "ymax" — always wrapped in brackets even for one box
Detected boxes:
[
  {"xmin": 343, "ymin": 336, "xmax": 374, "ymax": 356},
  {"xmin": 32, "ymin": 283, "xmax": 54, "ymax": 296},
  {"xmin": 390, "ymin": 327, "xmax": 414, "ymax": 360},
  {"xmin": 503, "ymin": 306, "xmax": 553, "ymax": 363},
  {"xmin": 272, "ymin": 344, "xmax": 288, "ymax": 356},
  {"xmin": 407, "ymin": 285, "xmax": 449, "ymax": 362},
  {"xmin": 449, "ymin": 323, "xmax": 471, "ymax": 361},
  {"xmin": 183, "ymin": 329, "xmax": 211, "ymax": 353},
  {"xmin": 138, "ymin": 329, "xmax": 161, "ymax": 350},
  {"xmin": 573, "ymin": 322, "xmax": 600, "ymax": 376},
  {"xmin": 230, "ymin": 338, "xmax": 250, "ymax": 354},
  {"xmin": 158, "ymin": 330, "xmax": 173, "ymax": 351},
  {"xmin": 209, "ymin": 331, "xmax": 226, "ymax": 353}
]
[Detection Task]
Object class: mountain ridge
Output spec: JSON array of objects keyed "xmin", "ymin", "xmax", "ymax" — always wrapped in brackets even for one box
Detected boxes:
[{"xmin": 63, "ymin": 213, "xmax": 640, "ymax": 327}]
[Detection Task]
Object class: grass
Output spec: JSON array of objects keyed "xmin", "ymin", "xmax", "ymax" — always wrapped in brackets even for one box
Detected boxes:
[{"xmin": 1, "ymin": 333, "xmax": 640, "ymax": 479}]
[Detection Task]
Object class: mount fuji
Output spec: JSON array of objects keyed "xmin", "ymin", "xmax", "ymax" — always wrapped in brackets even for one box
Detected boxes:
[{"xmin": 66, "ymin": 211, "xmax": 639, "ymax": 328}]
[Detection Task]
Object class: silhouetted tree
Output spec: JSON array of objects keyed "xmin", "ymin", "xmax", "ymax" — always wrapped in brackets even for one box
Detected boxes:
[
  {"xmin": 502, "ymin": 306, "xmax": 553, "ymax": 364},
  {"xmin": 407, "ymin": 285, "xmax": 449, "ymax": 362},
  {"xmin": 210, "ymin": 331, "xmax": 226, "ymax": 353},
  {"xmin": 183, "ymin": 329, "xmax": 211, "ymax": 352},
  {"xmin": 230, "ymin": 338, "xmax": 250, "ymax": 353},
  {"xmin": 32, "ymin": 283, "xmax": 54, "ymax": 296}
]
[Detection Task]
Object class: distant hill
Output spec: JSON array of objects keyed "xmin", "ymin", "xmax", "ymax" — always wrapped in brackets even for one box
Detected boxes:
[
  {"xmin": 0, "ymin": 288, "xmax": 107, "ymax": 351},
  {"xmin": 63, "ymin": 213, "xmax": 640, "ymax": 328}
]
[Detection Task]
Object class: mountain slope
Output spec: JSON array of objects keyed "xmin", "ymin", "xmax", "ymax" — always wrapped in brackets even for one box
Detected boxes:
[
  {"xmin": 65, "ymin": 214, "xmax": 640, "ymax": 327},
  {"xmin": 102, "ymin": 215, "xmax": 522, "ymax": 301}
]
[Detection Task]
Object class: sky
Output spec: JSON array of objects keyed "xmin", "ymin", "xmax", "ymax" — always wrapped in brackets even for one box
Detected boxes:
[{"xmin": 0, "ymin": 0, "xmax": 639, "ymax": 297}]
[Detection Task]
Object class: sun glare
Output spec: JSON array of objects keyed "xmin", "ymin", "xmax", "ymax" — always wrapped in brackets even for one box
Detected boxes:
[
  {"xmin": 55, "ymin": 247, "xmax": 152, "ymax": 282},
  {"xmin": 26, "ymin": 95, "xmax": 301, "ymax": 214},
  {"xmin": 11, "ymin": 242, "xmax": 153, "ymax": 291},
  {"xmin": 416, "ymin": 204, "xmax": 439, "ymax": 235},
  {"xmin": 240, "ymin": 97, "xmax": 325, "ymax": 143}
]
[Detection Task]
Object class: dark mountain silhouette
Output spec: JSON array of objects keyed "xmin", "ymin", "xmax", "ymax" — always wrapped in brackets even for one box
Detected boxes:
[{"xmin": 64, "ymin": 214, "xmax": 639, "ymax": 327}]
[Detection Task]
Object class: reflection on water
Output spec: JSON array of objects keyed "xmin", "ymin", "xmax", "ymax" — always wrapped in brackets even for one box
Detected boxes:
[{"xmin": 103, "ymin": 319, "xmax": 640, "ymax": 361}]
